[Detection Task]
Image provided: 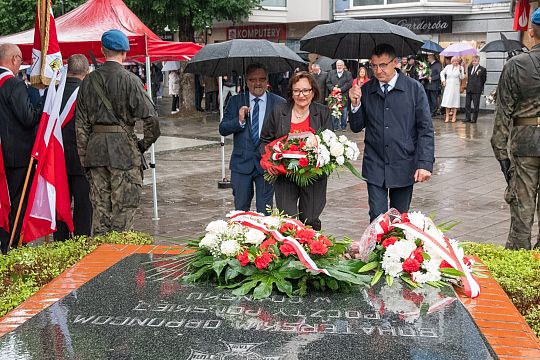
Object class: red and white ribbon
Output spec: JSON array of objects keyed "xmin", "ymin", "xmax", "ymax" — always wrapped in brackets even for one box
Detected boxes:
[{"xmin": 229, "ymin": 212, "xmax": 330, "ymax": 276}]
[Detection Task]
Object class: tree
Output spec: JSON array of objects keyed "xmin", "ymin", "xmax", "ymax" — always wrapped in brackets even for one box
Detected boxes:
[
  {"xmin": 0, "ymin": 0, "xmax": 85, "ymax": 36},
  {"xmin": 124, "ymin": 0, "xmax": 262, "ymax": 41}
]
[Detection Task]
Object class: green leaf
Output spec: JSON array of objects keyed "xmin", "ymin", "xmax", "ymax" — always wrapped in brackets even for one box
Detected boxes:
[
  {"xmin": 191, "ymin": 256, "xmax": 215, "ymax": 267},
  {"xmin": 231, "ymin": 280, "xmax": 259, "ymax": 296},
  {"xmin": 183, "ymin": 265, "xmax": 212, "ymax": 283},
  {"xmin": 326, "ymin": 269, "xmax": 370, "ymax": 285},
  {"xmin": 224, "ymin": 266, "xmax": 240, "ymax": 282},
  {"xmin": 385, "ymin": 274, "xmax": 394, "ymax": 286},
  {"xmin": 274, "ymin": 277, "xmax": 293, "ymax": 296},
  {"xmin": 253, "ymin": 277, "xmax": 274, "ymax": 299},
  {"xmin": 371, "ymin": 269, "xmax": 384, "ymax": 286},
  {"xmin": 326, "ymin": 278, "xmax": 339, "ymax": 291},
  {"xmin": 401, "ymin": 275, "xmax": 419, "ymax": 288},
  {"xmin": 212, "ymin": 260, "xmax": 228, "ymax": 278},
  {"xmin": 343, "ymin": 161, "xmax": 365, "ymax": 181},
  {"xmin": 358, "ymin": 261, "xmax": 379, "ymax": 273},
  {"xmin": 439, "ymin": 268, "xmax": 464, "ymax": 277},
  {"xmin": 421, "ymin": 252, "xmax": 431, "ymax": 261}
]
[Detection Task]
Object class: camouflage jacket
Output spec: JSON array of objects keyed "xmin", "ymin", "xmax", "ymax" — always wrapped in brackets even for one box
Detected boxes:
[
  {"xmin": 491, "ymin": 43, "xmax": 540, "ymax": 160},
  {"xmin": 76, "ymin": 61, "xmax": 160, "ymax": 169}
]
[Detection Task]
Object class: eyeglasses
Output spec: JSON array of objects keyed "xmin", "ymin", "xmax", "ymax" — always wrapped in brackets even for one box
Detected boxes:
[
  {"xmin": 292, "ymin": 88, "xmax": 312, "ymax": 96},
  {"xmin": 370, "ymin": 58, "xmax": 396, "ymax": 71},
  {"xmin": 13, "ymin": 54, "xmax": 22, "ymax": 63}
]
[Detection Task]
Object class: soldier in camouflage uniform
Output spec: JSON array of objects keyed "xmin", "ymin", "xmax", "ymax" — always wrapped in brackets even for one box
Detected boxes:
[
  {"xmin": 76, "ymin": 30, "xmax": 160, "ymax": 235},
  {"xmin": 490, "ymin": 9, "xmax": 540, "ymax": 250}
]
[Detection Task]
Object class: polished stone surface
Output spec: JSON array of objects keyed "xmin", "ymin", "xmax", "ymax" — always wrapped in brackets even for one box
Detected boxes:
[{"xmin": 0, "ymin": 254, "xmax": 497, "ymax": 359}]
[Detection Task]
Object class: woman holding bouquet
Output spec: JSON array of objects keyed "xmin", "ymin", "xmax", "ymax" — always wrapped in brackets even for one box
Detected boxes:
[{"xmin": 260, "ymin": 72, "xmax": 332, "ymax": 230}]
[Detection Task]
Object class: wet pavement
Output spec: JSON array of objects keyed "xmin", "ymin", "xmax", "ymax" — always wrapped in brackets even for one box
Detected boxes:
[{"xmin": 134, "ymin": 98, "xmax": 515, "ymax": 247}]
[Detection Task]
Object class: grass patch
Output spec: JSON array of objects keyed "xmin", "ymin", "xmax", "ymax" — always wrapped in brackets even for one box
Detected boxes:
[
  {"xmin": 0, "ymin": 232, "xmax": 152, "ymax": 318},
  {"xmin": 463, "ymin": 242, "xmax": 540, "ymax": 338}
]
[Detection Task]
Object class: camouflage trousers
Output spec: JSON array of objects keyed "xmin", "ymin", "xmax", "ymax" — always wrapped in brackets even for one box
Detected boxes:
[
  {"xmin": 88, "ymin": 166, "xmax": 143, "ymax": 236},
  {"xmin": 504, "ymin": 156, "xmax": 540, "ymax": 250}
]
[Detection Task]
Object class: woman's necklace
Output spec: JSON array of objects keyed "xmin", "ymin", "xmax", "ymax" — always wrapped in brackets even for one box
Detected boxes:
[{"xmin": 293, "ymin": 108, "xmax": 309, "ymax": 120}]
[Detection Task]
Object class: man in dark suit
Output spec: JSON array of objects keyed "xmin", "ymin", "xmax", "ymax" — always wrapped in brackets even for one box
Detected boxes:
[
  {"xmin": 0, "ymin": 44, "xmax": 42, "ymax": 253},
  {"xmin": 425, "ymin": 54, "xmax": 442, "ymax": 117},
  {"xmin": 54, "ymin": 54, "xmax": 92, "ymax": 241},
  {"xmin": 310, "ymin": 63, "xmax": 327, "ymax": 103},
  {"xmin": 219, "ymin": 63, "xmax": 286, "ymax": 214},
  {"xmin": 349, "ymin": 44, "xmax": 434, "ymax": 221},
  {"xmin": 326, "ymin": 60, "xmax": 353, "ymax": 131},
  {"xmin": 464, "ymin": 55, "xmax": 487, "ymax": 123}
]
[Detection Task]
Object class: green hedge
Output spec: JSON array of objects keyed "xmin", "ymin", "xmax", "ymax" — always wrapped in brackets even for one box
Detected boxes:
[
  {"xmin": 463, "ymin": 243, "xmax": 540, "ymax": 338},
  {"xmin": 0, "ymin": 232, "xmax": 153, "ymax": 318}
]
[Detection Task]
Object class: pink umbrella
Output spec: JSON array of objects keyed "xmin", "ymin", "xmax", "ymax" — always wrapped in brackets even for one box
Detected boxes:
[{"xmin": 440, "ymin": 43, "xmax": 477, "ymax": 57}]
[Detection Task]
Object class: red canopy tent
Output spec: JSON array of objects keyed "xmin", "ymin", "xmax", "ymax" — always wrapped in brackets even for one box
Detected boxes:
[{"xmin": 0, "ymin": 0, "xmax": 202, "ymax": 62}]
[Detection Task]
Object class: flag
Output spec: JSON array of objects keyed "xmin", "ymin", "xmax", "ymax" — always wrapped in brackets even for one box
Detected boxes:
[
  {"xmin": 513, "ymin": 0, "xmax": 530, "ymax": 31},
  {"xmin": 0, "ymin": 138, "xmax": 10, "ymax": 232},
  {"xmin": 30, "ymin": 0, "xmax": 62, "ymax": 86},
  {"xmin": 21, "ymin": 68, "xmax": 73, "ymax": 243}
]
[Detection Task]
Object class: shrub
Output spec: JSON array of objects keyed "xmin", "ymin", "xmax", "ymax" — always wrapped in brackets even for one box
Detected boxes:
[
  {"xmin": 463, "ymin": 243, "xmax": 540, "ymax": 338},
  {"xmin": 0, "ymin": 232, "xmax": 152, "ymax": 317}
]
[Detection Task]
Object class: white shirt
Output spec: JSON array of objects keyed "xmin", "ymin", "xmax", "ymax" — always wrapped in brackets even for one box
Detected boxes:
[
  {"xmin": 351, "ymin": 71, "xmax": 399, "ymax": 113},
  {"xmin": 0, "ymin": 66, "xmax": 14, "ymax": 75},
  {"xmin": 240, "ymin": 92, "xmax": 267, "ymax": 136}
]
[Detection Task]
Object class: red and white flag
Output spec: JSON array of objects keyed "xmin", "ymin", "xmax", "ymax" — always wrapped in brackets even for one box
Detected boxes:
[
  {"xmin": 514, "ymin": 0, "xmax": 531, "ymax": 31},
  {"xmin": 30, "ymin": 0, "xmax": 62, "ymax": 86},
  {"xmin": 0, "ymin": 138, "xmax": 10, "ymax": 233},
  {"xmin": 21, "ymin": 68, "xmax": 73, "ymax": 243}
]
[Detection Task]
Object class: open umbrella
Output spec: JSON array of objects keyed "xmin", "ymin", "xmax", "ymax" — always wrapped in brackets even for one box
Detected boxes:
[
  {"xmin": 185, "ymin": 39, "xmax": 305, "ymax": 76},
  {"xmin": 315, "ymin": 56, "xmax": 337, "ymax": 72},
  {"xmin": 299, "ymin": 19, "xmax": 423, "ymax": 59},
  {"xmin": 421, "ymin": 40, "xmax": 444, "ymax": 54},
  {"xmin": 480, "ymin": 33, "xmax": 527, "ymax": 53},
  {"xmin": 440, "ymin": 43, "xmax": 477, "ymax": 57}
]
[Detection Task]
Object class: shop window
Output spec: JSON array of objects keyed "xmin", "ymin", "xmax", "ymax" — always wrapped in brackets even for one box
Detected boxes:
[
  {"xmin": 353, "ymin": 0, "xmax": 384, "ymax": 5},
  {"xmin": 387, "ymin": 0, "xmax": 412, "ymax": 3},
  {"xmin": 261, "ymin": 0, "xmax": 287, "ymax": 7}
]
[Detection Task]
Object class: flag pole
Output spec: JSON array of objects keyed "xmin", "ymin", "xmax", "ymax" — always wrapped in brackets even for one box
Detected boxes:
[
  {"xmin": 144, "ymin": 35, "xmax": 159, "ymax": 221},
  {"xmin": 7, "ymin": 158, "xmax": 34, "ymax": 250}
]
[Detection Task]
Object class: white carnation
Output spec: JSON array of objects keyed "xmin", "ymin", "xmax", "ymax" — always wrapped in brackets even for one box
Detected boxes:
[
  {"xmin": 338, "ymin": 135, "xmax": 348, "ymax": 143},
  {"xmin": 336, "ymin": 155, "xmax": 345, "ymax": 165},
  {"xmin": 226, "ymin": 210, "xmax": 244, "ymax": 218},
  {"xmin": 318, "ymin": 145, "xmax": 331, "ymax": 166},
  {"xmin": 262, "ymin": 216, "xmax": 281, "ymax": 229},
  {"xmin": 384, "ymin": 240, "xmax": 417, "ymax": 260},
  {"xmin": 330, "ymin": 142, "xmax": 345, "ymax": 157},
  {"xmin": 224, "ymin": 224, "xmax": 243, "ymax": 237},
  {"xmin": 244, "ymin": 228, "xmax": 266, "ymax": 245},
  {"xmin": 381, "ymin": 256, "xmax": 403, "ymax": 277},
  {"xmin": 205, "ymin": 220, "xmax": 228, "ymax": 234},
  {"xmin": 345, "ymin": 147, "xmax": 355, "ymax": 160},
  {"xmin": 412, "ymin": 269, "xmax": 441, "ymax": 283},
  {"xmin": 199, "ymin": 233, "xmax": 218, "ymax": 249},
  {"xmin": 407, "ymin": 211, "xmax": 426, "ymax": 230},
  {"xmin": 321, "ymin": 129, "xmax": 337, "ymax": 145},
  {"xmin": 220, "ymin": 240, "xmax": 241, "ymax": 256}
]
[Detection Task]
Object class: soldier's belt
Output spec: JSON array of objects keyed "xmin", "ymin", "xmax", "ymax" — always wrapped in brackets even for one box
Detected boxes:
[
  {"xmin": 92, "ymin": 125, "xmax": 134, "ymax": 133},
  {"xmin": 514, "ymin": 117, "xmax": 540, "ymax": 126}
]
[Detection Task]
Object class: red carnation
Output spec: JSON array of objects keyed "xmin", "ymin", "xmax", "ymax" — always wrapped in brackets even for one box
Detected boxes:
[
  {"xmin": 279, "ymin": 223, "xmax": 296, "ymax": 234},
  {"xmin": 298, "ymin": 140, "xmax": 306, "ymax": 148},
  {"xmin": 298, "ymin": 157, "xmax": 309, "ymax": 167},
  {"xmin": 296, "ymin": 228, "xmax": 316, "ymax": 243},
  {"xmin": 309, "ymin": 240, "xmax": 328, "ymax": 255},
  {"xmin": 412, "ymin": 247, "xmax": 425, "ymax": 263},
  {"xmin": 254, "ymin": 251, "xmax": 273, "ymax": 269},
  {"xmin": 289, "ymin": 144, "xmax": 299, "ymax": 151},
  {"xmin": 260, "ymin": 237, "xmax": 276, "ymax": 250},
  {"xmin": 439, "ymin": 260, "xmax": 452, "ymax": 269},
  {"xmin": 236, "ymin": 250, "xmax": 250, "ymax": 266},
  {"xmin": 402, "ymin": 258, "xmax": 421, "ymax": 273},
  {"xmin": 382, "ymin": 236, "xmax": 398, "ymax": 248},
  {"xmin": 318, "ymin": 235, "xmax": 332, "ymax": 247},
  {"xmin": 279, "ymin": 242, "xmax": 296, "ymax": 256}
]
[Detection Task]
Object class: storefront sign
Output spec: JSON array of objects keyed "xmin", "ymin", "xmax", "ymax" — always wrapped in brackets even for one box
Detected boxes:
[
  {"xmin": 159, "ymin": 32, "xmax": 174, "ymax": 41},
  {"xmin": 387, "ymin": 16, "xmax": 452, "ymax": 34},
  {"xmin": 227, "ymin": 24, "xmax": 286, "ymax": 41}
]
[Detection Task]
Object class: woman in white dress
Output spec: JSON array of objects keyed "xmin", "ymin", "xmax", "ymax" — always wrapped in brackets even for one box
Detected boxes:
[{"xmin": 440, "ymin": 56, "xmax": 465, "ymax": 123}]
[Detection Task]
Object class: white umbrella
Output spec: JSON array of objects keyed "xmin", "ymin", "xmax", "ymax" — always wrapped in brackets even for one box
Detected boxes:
[{"xmin": 161, "ymin": 61, "xmax": 182, "ymax": 72}]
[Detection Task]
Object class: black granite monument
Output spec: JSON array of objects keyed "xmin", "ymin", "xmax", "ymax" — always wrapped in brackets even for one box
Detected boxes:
[{"xmin": 0, "ymin": 254, "xmax": 497, "ymax": 359}]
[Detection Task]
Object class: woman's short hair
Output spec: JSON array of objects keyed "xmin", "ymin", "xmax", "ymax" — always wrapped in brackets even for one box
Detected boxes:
[{"xmin": 287, "ymin": 71, "xmax": 320, "ymax": 103}]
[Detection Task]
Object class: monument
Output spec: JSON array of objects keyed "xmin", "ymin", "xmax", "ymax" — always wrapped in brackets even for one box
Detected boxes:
[{"xmin": 0, "ymin": 254, "xmax": 497, "ymax": 359}]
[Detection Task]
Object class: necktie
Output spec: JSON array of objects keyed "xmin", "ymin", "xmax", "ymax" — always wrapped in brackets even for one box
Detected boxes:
[
  {"xmin": 383, "ymin": 83, "xmax": 389, "ymax": 96},
  {"xmin": 472, "ymin": 66, "xmax": 477, "ymax": 75},
  {"xmin": 251, "ymin": 98, "xmax": 260, "ymax": 145}
]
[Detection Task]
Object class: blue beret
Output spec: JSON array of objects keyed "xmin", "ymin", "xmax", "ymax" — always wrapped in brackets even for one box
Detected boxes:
[
  {"xmin": 532, "ymin": 7, "xmax": 540, "ymax": 26},
  {"xmin": 101, "ymin": 29, "xmax": 130, "ymax": 51}
]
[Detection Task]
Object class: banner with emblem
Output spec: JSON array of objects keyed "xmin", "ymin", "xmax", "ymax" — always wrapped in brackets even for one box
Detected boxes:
[
  {"xmin": 30, "ymin": 0, "xmax": 62, "ymax": 86},
  {"xmin": 513, "ymin": 0, "xmax": 531, "ymax": 31}
]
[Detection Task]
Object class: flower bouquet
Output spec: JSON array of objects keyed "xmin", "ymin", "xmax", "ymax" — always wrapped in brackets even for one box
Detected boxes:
[
  {"xmin": 350, "ymin": 209, "xmax": 487, "ymax": 298},
  {"xmin": 260, "ymin": 129, "xmax": 363, "ymax": 187},
  {"xmin": 416, "ymin": 60, "xmax": 431, "ymax": 82},
  {"xmin": 181, "ymin": 211, "xmax": 370, "ymax": 299},
  {"xmin": 325, "ymin": 85, "xmax": 346, "ymax": 118}
]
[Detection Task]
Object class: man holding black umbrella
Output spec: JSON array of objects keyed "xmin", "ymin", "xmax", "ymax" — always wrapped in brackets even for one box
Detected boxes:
[
  {"xmin": 219, "ymin": 63, "xmax": 285, "ymax": 214},
  {"xmin": 348, "ymin": 44, "xmax": 434, "ymax": 222}
]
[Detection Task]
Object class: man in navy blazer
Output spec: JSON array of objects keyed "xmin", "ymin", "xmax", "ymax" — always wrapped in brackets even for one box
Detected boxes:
[
  {"xmin": 219, "ymin": 63, "xmax": 286, "ymax": 214},
  {"xmin": 349, "ymin": 44, "xmax": 434, "ymax": 221}
]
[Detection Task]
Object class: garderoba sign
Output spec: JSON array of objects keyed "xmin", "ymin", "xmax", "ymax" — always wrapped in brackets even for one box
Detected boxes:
[
  {"xmin": 387, "ymin": 16, "xmax": 452, "ymax": 34},
  {"xmin": 227, "ymin": 24, "xmax": 287, "ymax": 41}
]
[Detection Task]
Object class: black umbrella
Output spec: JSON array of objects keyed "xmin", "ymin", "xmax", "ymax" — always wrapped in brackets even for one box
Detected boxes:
[
  {"xmin": 480, "ymin": 33, "xmax": 527, "ymax": 53},
  {"xmin": 421, "ymin": 40, "xmax": 444, "ymax": 54},
  {"xmin": 300, "ymin": 19, "xmax": 424, "ymax": 59},
  {"xmin": 185, "ymin": 39, "xmax": 306, "ymax": 76},
  {"xmin": 315, "ymin": 56, "xmax": 337, "ymax": 72}
]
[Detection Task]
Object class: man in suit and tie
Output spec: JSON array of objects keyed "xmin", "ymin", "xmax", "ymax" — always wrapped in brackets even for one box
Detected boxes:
[
  {"xmin": 54, "ymin": 54, "xmax": 92, "ymax": 241},
  {"xmin": 311, "ymin": 63, "xmax": 328, "ymax": 103},
  {"xmin": 464, "ymin": 55, "xmax": 487, "ymax": 123},
  {"xmin": 326, "ymin": 60, "xmax": 353, "ymax": 131},
  {"xmin": 219, "ymin": 63, "xmax": 286, "ymax": 214}
]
